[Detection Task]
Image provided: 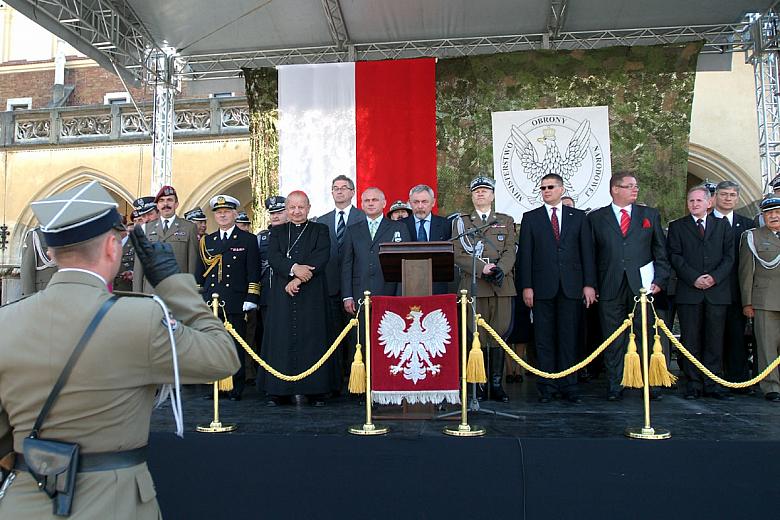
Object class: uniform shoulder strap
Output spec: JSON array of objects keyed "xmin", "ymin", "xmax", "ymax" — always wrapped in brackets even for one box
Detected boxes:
[{"xmin": 29, "ymin": 295, "xmax": 118, "ymax": 438}]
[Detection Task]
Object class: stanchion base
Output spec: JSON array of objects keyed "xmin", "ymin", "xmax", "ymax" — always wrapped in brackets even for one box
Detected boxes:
[
  {"xmin": 625, "ymin": 426, "xmax": 671, "ymax": 440},
  {"xmin": 348, "ymin": 423, "xmax": 389, "ymax": 436},
  {"xmin": 196, "ymin": 422, "xmax": 237, "ymax": 433},
  {"xmin": 443, "ymin": 424, "xmax": 486, "ymax": 437}
]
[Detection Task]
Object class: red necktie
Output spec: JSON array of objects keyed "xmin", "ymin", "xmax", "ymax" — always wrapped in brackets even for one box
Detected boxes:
[
  {"xmin": 620, "ymin": 209, "xmax": 631, "ymax": 237},
  {"xmin": 697, "ymin": 218, "xmax": 705, "ymax": 237},
  {"xmin": 551, "ymin": 207, "xmax": 560, "ymax": 242}
]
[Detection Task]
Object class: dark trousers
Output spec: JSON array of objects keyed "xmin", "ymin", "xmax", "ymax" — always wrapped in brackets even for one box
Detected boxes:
[
  {"xmin": 329, "ymin": 294, "xmax": 350, "ymax": 393},
  {"xmin": 534, "ymin": 286, "xmax": 581, "ymax": 397},
  {"xmin": 677, "ymin": 302, "xmax": 727, "ymax": 393},
  {"xmin": 227, "ymin": 312, "xmax": 247, "ymax": 396},
  {"xmin": 598, "ymin": 275, "xmax": 665, "ymax": 394},
  {"xmin": 723, "ymin": 302, "xmax": 750, "ymax": 382}
]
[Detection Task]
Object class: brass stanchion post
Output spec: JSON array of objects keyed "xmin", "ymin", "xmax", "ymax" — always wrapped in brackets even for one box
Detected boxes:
[
  {"xmin": 444, "ymin": 290, "xmax": 485, "ymax": 437},
  {"xmin": 197, "ymin": 294, "xmax": 238, "ymax": 433},
  {"xmin": 349, "ymin": 291, "xmax": 388, "ymax": 435},
  {"xmin": 626, "ymin": 289, "xmax": 670, "ymax": 440}
]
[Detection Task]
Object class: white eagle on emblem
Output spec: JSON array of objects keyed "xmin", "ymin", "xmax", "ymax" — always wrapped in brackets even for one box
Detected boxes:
[
  {"xmin": 511, "ymin": 121, "xmax": 591, "ymax": 204},
  {"xmin": 378, "ymin": 306, "xmax": 451, "ymax": 384}
]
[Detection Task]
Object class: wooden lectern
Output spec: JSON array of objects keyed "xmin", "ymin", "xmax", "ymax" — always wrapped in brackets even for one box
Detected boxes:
[{"xmin": 378, "ymin": 241, "xmax": 454, "ymax": 296}]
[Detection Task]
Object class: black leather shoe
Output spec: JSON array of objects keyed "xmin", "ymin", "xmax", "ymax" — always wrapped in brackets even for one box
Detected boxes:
[
  {"xmin": 538, "ymin": 395, "xmax": 551, "ymax": 404},
  {"xmin": 565, "ymin": 394, "xmax": 582, "ymax": 404},
  {"xmin": 765, "ymin": 392, "xmax": 780, "ymax": 402},
  {"xmin": 705, "ymin": 391, "xmax": 733, "ymax": 401},
  {"xmin": 491, "ymin": 386, "xmax": 510, "ymax": 403},
  {"xmin": 684, "ymin": 390, "xmax": 698, "ymax": 400}
]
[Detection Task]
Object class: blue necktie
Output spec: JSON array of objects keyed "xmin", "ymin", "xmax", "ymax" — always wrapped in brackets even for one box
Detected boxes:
[{"xmin": 417, "ymin": 219, "xmax": 428, "ymax": 241}]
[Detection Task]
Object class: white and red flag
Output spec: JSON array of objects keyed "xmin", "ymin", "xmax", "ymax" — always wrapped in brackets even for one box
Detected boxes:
[
  {"xmin": 277, "ymin": 58, "xmax": 437, "ymax": 217},
  {"xmin": 371, "ymin": 294, "xmax": 460, "ymax": 405}
]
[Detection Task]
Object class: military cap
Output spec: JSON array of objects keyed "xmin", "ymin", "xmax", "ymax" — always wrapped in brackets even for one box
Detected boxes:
[
  {"xmin": 155, "ymin": 185, "xmax": 178, "ymax": 202},
  {"xmin": 184, "ymin": 207, "xmax": 207, "ymax": 221},
  {"xmin": 773, "ymin": 177, "xmax": 780, "ymax": 190},
  {"xmin": 131, "ymin": 209, "xmax": 141, "ymax": 220},
  {"xmin": 265, "ymin": 195, "xmax": 286, "ymax": 213},
  {"xmin": 387, "ymin": 200, "xmax": 412, "ymax": 218},
  {"xmin": 703, "ymin": 181, "xmax": 717, "ymax": 196},
  {"xmin": 760, "ymin": 196, "xmax": 780, "ymax": 212},
  {"xmin": 236, "ymin": 211, "xmax": 250, "ymax": 224},
  {"xmin": 31, "ymin": 181, "xmax": 124, "ymax": 247},
  {"xmin": 132, "ymin": 196, "xmax": 155, "ymax": 210},
  {"xmin": 210, "ymin": 194, "xmax": 240, "ymax": 211},
  {"xmin": 469, "ymin": 176, "xmax": 496, "ymax": 191}
]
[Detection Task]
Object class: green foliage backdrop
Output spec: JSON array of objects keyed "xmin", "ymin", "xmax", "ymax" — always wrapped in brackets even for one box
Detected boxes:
[{"xmin": 245, "ymin": 43, "xmax": 701, "ymax": 223}]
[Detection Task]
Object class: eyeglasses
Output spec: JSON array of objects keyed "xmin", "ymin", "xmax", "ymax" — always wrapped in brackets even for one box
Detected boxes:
[
  {"xmin": 617, "ymin": 184, "xmax": 640, "ymax": 190},
  {"xmin": 539, "ymin": 185, "xmax": 560, "ymax": 191},
  {"xmin": 332, "ymin": 186, "xmax": 353, "ymax": 192}
]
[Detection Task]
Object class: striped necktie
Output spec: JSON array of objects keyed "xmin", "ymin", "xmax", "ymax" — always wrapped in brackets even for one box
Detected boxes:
[
  {"xmin": 369, "ymin": 220, "xmax": 377, "ymax": 240},
  {"xmin": 336, "ymin": 211, "xmax": 345, "ymax": 244},
  {"xmin": 620, "ymin": 209, "xmax": 630, "ymax": 237}
]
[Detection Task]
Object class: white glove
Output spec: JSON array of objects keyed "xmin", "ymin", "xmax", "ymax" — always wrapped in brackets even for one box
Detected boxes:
[{"xmin": 242, "ymin": 301, "xmax": 258, "ymax": 312}]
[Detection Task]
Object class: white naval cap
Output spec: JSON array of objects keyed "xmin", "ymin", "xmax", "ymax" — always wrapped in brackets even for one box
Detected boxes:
[{"xmin": 209, "ymin": 194, "xmax": 240, "ymax": 211}]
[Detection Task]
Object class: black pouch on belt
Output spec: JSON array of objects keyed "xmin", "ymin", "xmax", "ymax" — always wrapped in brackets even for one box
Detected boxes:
[
  {"xmin": 22, "ymin": 296, "xmax": 117, "ymax": 517},
  {"xmin": 22, "ymin": 437, "xmax": 79, "ymax": 516}
]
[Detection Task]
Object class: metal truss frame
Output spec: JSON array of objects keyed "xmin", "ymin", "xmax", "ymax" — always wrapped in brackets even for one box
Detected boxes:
[
  {"xmin": 6, "ymin": 0, "xmax": 162, "ymax": 85},
  {"xmin": 747, "ymin": 9, "xmax": 780, "ymax": 193},
  {"xmin": 173, "ymin": 23, "xmax": 752, "ymax": 81}
]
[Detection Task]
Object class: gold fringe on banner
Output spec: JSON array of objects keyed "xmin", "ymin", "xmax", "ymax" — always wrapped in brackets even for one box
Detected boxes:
[
  {"xmin": 621, "ymin": 332, "xmax": 643, "ymax": 388},
  {"xmin": 466, "ymin": 323, "xmax": 487, "ymax": 384},
  {"xmin": 648, "ymin": 333, "xmax": 677, "ymax": 387},
  {"xmin": 348, "ymin": 342, "xmax": 366, "ymax": 394}
]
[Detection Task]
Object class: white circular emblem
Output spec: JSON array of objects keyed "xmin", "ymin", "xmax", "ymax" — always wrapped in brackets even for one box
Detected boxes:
[{"xmin": 499, "ymin": 114, "xmax": 606, "ymax": 210}]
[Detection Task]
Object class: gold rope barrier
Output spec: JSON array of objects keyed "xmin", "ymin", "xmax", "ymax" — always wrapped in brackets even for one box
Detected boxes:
[
  {"xmin": 656, "ymin": 314, "xmax": 780, "ymax": 389},
  {"xmin": 224, "ymin": 318, "xmax": 357, "ymax": 382},
  {"xmin": 478, "ymin": 317, "xmax": 631, "ymax": 379}
]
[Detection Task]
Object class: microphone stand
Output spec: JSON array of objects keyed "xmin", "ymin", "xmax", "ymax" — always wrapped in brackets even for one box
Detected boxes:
[{"xmin": 437, "ymin": 218, "xmax": 519, "ymax": 420}]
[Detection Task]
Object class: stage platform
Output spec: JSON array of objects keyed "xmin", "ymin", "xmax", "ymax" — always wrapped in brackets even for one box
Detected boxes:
[{"xmin": 148, "ymin": 377, "xmax": 780, "ymax": 519}]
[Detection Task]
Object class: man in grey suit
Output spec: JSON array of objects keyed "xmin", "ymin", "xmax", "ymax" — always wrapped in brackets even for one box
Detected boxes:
[
  {"xmin": 133, "ymin": 185, "xmax": 199, "ymax": 293},
  {"xmin": 740, "ymin": 196, "xmax": 780, "ymax": 402},
  {"xmin": 317, "ymin": 175, "xmax": 365, "ymax": 387},
  {"xmin": 341, "ymin": 187, "xmax": 411, "ymax": 315}
]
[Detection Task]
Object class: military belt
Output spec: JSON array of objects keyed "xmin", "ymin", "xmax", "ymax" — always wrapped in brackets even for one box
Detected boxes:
[{"xmin": 14, "ymin": 446, "xmax": 147, "ymax": 473}]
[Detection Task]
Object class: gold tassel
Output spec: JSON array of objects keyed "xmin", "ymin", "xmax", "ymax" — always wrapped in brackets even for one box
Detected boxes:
[
  {"xmin": 466, "ymin": 329, "xmax": 487, "ymax": 384},
  {"xmin": 648, "ymin": 333, "xmax": 677, "ymax": 387},
  {"xmin": 621, "ymin": 332, "xmax": 643, "ymax": 388},
  {"xmin": 348, "ymin": 343, "xmax": 366, "ymax": 394},
  {"xmin": 218, "ymin": 376, "xmax": 234, "ymax": 392}
]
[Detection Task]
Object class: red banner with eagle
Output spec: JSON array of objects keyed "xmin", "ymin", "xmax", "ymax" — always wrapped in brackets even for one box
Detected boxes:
[{"xmin": 370, "ymin": 294, "xmax": 460, "ymax": 405}]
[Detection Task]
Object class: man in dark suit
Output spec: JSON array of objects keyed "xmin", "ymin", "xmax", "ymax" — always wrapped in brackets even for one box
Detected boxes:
[
  {"xmin": 667, "ymin": 186, "xmax": 734, "ymax": 399},
  {"xmin": 317, "ymin": 175, "xmax": 366, "ymax": 388},
  {"xmin": 196, "ymin": 194, "xmax": 261, "ymax": 400},
  {"xmin": 401, "ymin": 184, "xmax": 453, "ymax": 294},
  {"xmin": 519, "ymin": 174, "xmax": 596, "ymax": 403},
  {"xmin": 712, "ymin": 180, "xmax": 755, "ymax": 387},
  {"xmin": 341, "ymin": 187, "xmax": 411, "ymax": 315},
  {"xmin": 587, "ymin": 172, "xmax": 671, "ymax": 400}
]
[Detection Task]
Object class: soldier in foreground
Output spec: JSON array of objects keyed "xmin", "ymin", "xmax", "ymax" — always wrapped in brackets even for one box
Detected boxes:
[
  {"xmin": 452, "ymin": 176, "xmax": 517, "ymax": 402},
  {"xmin": 0, "ymin": 181, "xmax": 239, "ymax": 518}
]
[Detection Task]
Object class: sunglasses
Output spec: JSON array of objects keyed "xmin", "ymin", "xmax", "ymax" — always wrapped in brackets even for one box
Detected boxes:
[{"xmin": 539, "ymin": 185, "xmax": 560, "ymax": 191}]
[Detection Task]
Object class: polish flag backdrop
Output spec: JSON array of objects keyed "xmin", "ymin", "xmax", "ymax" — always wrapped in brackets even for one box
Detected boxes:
[{"xmin": 278, "ymin": 58, "xmax": 437, "ymax": 217}]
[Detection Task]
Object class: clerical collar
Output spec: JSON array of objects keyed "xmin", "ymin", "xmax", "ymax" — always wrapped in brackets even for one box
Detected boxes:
[{"xmin": 58, "ymin": 268, "xmax": 108, "ymax": 287}]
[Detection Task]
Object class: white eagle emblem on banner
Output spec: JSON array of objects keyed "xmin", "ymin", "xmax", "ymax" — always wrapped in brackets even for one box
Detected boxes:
[{"xmin": 378, "ymin": 306, "xmax": 451, "ymax": 384}]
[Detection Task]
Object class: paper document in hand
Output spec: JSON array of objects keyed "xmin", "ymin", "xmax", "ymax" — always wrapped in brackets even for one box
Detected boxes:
[{"xmin": 640, "ymin": 262, "xmax": 654, "ymax": 291}]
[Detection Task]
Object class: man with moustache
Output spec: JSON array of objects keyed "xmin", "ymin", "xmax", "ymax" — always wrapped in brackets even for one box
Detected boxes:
[
  {"xmin": 261, "ymin": 191, "xmax": 335, "ymax": 406},
  {"xmin": 712, "ymin": 181, "xmax": 756, "ymax": 387},
  {"xmin": 401, "ymin": 184, "xmax": 453, "ymax": 294},
  {"xmin": 667, "ymin": 186, "xmax": 734, "ymax": 400},
  {"xmin": 196, "ymin": 194, "xmax": 260, "ymax": 400},
  {"xmin": 587, "ymin": 172, "xmax": 670, "ymax": 401},
  {"xmin": 341, "ymin": 187, "xmax": 411, "ymax": 316},
  {"xmin": 740, "ymin": 197, "xmax": 780, "ymax": 402},
  {"xmin": 133, "ymin": 186, "xmax": 198, "ymax": 293},
  {"xmin": 519, "ymin": 173, "xmax": 596, "ymax": 404}
]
